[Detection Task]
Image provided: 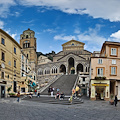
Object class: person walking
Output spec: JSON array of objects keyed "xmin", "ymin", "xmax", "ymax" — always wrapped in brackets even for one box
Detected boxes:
[
  {"xmin": 114, "ymin": 95, "xmax": 118, "ymax": 107},
  {"xmin": 17, "ymin": 91, "xmax": 20, "ymax": 102}
]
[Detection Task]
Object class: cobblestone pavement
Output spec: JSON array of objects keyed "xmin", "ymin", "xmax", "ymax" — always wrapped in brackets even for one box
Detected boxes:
[{"xmin": 0, "ymin": 97, "xmax": 120, "ymax": 120}]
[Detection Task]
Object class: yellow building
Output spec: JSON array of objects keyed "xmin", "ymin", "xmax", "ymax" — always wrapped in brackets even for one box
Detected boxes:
[
  {"xmin": 0, "ymin": 29, "xmax": 21, "ymax": 98},
  {"xmin": 20, "ymin": 51, "xmax": 37, "ymax": 94}
]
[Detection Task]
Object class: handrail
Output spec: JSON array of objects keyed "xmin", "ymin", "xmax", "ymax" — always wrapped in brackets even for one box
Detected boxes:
[{"xmin": 72, "ymin": 75, "xmax": 79, "ymax": 92}]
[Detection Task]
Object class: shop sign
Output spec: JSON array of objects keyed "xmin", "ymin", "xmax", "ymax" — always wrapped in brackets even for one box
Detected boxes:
[{"xmin": 92, "ymin": 84, "xmax": 109, "ymax": 86}]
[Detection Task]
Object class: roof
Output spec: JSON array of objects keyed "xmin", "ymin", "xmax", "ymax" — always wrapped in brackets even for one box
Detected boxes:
[
  {"xmin": 62, "ymin": 39, "xmax": 85, "ymax": 46},
  {"xmin": 0, "ymin": 29, "xmax": 21, "ymax": 49}
]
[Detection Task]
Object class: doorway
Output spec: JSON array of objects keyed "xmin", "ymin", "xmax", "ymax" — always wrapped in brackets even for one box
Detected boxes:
[
  {"xmin": 1, "ymin": 86, "xmax": 5, "ymax": 98},
  {"xmin": 68, "ymin": 57, "xmax": 74, "ymax": 74},
  {"xmin": 96, "ymin": 87, "xmax": 105, "ymax": 100}
]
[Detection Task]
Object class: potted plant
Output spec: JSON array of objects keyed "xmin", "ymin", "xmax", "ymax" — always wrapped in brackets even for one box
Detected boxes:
[
  {"xmin": 9, "ymin": 93, "xmax": 16, "ymax": 98},
  {"xmin": 7, "ymin": 86, "xmax": 12, "ymax": 97},
  {"xmin": 109, "ymin": 94, "xmax": 114, "ymax": 105}
]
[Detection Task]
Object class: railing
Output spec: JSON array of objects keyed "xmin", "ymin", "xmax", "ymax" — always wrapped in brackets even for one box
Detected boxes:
[
  {"xmin": 79, "ymin": 72, "xmax": 89, "ymax": 75},
  {"xmin": 72, "ymin": 75, "xmax": 79, "ymax": 92}
]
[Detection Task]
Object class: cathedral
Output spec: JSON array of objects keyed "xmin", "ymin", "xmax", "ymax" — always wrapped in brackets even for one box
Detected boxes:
[{"xmin": 20, "ymin": 28, "xmax": 91, "ymax": 96}]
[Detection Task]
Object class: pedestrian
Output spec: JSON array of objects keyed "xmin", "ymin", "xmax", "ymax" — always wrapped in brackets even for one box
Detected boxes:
[
  {"xmin": 69, "ymin": 95, "xmax": 73, "ymax": 104},
  {"xmin": 57, "ymin": 88, "xmax": 60, "ymax": 92},
  {"xmin": 35, "ymin": 89, "xmax": 37, "ymax": 95},
  {"xmin": 114, "ymin": 95, "xmax": 118, "ymax": 107},
  {"xmin": 17, "ymin": 91, "xmax": 20, "ymax": 102},
  {"xmin": 37, "ymin": 92, "xmax": 40, "ymax": 98},
  {"xmin": 51, "ymin": 87, "xmax": 53, "ymax": 97}
]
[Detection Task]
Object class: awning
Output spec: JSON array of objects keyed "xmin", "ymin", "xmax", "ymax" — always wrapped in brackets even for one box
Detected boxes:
[{"xmin": 92, "ymin": 84, "xmax": 109, "ymax": 86}]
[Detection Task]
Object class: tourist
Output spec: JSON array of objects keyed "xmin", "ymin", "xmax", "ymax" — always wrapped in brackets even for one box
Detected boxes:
[
  {"xmin": 55, "ymin": 92, "xmax": 60, "ymax": 99},
  {"xmin": 17, "ymin": 91, "xmax": 20, "ymax": 102},
  {"xmin": 51, "ymin": 87, "xmax": 53, "ymax": 97},
  {"xmin": 59, "ymin": 92, "xmax": 65, "ymax": 100},
  {"xmin": 29, "ymin": 93, "xmax": 33, "ymax": 98},
  {"xmin": 114, "ymin": 95, "xmax": 118, "ymax": 107},
  {"xmin": 57, "ymin": 88, "xmax": 60, "ymax": 92},
  {"xmin": 34, "ymin": 89, "xmax": 37, "ymax": 95},
  {"xmin": 37, "ymin": 92, "xmax": 40, "ymax": 98}
]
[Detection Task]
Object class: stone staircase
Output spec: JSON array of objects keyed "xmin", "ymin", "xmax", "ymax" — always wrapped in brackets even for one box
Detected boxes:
[
  {"xmin": 22, "ymin": 96, "xmax": 83, "ymax": 105},
  {"xmin": 41, "ymin": 74, "xmax": 78, "ymax": 95}
]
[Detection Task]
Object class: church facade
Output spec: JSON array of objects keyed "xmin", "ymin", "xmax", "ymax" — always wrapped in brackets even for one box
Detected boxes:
[{"xmin": 36, "ymin": 40, "xmax": 91, "ymax": 94}]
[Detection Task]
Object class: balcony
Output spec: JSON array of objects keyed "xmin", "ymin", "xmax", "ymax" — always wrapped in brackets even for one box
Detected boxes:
[
  {"xmin": 79, "ymin": 72, "xmax": 89, "ymax": 75},
  {"xmin": 94, "ymin": 76, "xmax": 106, "ymax": 80}
]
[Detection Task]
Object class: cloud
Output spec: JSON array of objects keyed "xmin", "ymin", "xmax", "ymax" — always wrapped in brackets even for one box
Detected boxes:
[
  {"xmin": 0, "ymin": 0, "xmax": 16, "ymax": 18},
  {"xmin": 54, "ymin": 24, "xmax": 107, "ymax": 52},
  {"xmin": 54, "ymin": 34, "xmax": 76, "ymax": 41},
  {"xmin": 5, "ymin": 29, "xmax": 17, "ymax": 39},
  {"xmin": 43, "ymin": 29, "xmax": 56, "ymax": 33},
  {"xmin": 21, "ymin": 20, "xmax": 34, "ymax": 23},
  {"xmin": 0, "ymin": 20, "xmax": 4, "ymax": 29},
  {"xmin": 110, "ymin": 30, "xmax": 120, "ymax": 39},
  {"xmin": 18, "ymin": 0, "xmax": 120, "ymax": 21},
  {"xmin": 11, "ymin": 33, "xmax": 17, "ymax": 39}
]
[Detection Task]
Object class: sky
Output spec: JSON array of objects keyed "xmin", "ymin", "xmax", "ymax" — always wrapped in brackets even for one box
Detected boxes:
[{"xmin": 1, "ymin": 0, "xmax": 120, "ymax": 54}]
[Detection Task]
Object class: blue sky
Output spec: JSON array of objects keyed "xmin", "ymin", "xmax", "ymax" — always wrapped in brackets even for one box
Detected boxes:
[{"xmin": 1, "ymin": 0, "xmax": 120, "ymax": 54}]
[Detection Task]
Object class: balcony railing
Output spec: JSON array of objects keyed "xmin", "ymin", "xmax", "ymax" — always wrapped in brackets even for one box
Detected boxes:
[{"xmin": 94, "ymin": 76, "xmax": 106, "ymax": 80}]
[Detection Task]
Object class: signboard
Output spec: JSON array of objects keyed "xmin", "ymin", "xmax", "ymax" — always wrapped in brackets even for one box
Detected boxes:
[{"xmin": 92, "ymin": 84, "xmax": 109, "ymax": 86}]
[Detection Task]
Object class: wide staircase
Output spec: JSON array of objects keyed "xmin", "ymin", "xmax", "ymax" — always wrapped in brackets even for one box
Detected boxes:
[
  {"xmin": 41, "ymin": 74, "xmax": 77, "ymax": 95},
  {"xmin": 22, "ymin": 96, "xmax": 84, "ymax": 105}
]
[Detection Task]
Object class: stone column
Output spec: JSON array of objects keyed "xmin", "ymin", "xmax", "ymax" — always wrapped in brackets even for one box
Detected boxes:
[{"xmin": 75, "ymin": 62, "xmax": 77, "ymax": 74}]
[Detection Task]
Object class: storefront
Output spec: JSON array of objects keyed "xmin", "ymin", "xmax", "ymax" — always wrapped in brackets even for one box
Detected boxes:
[
  {"xmin": 0, "ymin": 81, "xmax": 7, "ymax": 98},
  {"xmin": 90, "ymin": 80, "xmax": 110, "ymax": 101}
]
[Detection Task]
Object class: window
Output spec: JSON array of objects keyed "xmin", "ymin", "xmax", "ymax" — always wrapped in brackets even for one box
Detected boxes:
[
  {"xmin": 112, "ymin": 60, "xmax": 116, "ymax": 64},
  {"xmin": 1, "ymin": 52, "xmax": 5, "ymax": 61},
  {"xmin": 1, "ymin": 72, "xmax": 4, "ymax": 79},
  {"xmin": 22, "ymin": 72, "xmax": 24, "ymax": 77},
  {"xmin": 26, "ymin": 59, "xmax": 27, "ymax": 64},
  {"xmin": 14, "ymin": 60, "xmax": 16, "ymax": 68},
  {"xmin": 1, "ymin": 38, "xmax": 5, "ymax": 45},
  {"xmin": 26, "ymin": 35, "xmax": 28, "ymax": 38},
  {"xmin": 27, "ymin": 54, "xmax": 28, "ymax": 58},
  {"xmin": 83, "ymin": 77, "xmax": 85, "ymax": 82},
  {"xmin": 8, "ymin": 75, "xmax": 9, "ymax": 79},
  {"xmin": 111, "ymin": 48, "xmax": 116, "ymax": 55},
  {"xmin": 97, "ymin": 68, "xmax": 103, "ymax": 76},
  {"xmin": 111, "ymin": 67, "xmax": 116, "ymax": 75},
  {"xmin": 14, "ymin": 47, "xmax": 16, "ymax": 54},
  {"xmin": 22, "ymin": 55, "xmax": 24, "ymax": 60},
  {"xmin": 22, "ymin": 64, "xmax": 24, "ymax": 70},
  {"xmin": 98, "ymin": 59, "xmax": 102, "ymax": 64},
  {"xmin": 23, "ymin": 43, "xmax": 30, "ymax": 48}
]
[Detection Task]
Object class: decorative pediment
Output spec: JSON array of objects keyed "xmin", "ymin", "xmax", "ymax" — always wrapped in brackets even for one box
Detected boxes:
[{"xmin": 62, "ymin": 40, "xmax": 85, "ymax": 51}]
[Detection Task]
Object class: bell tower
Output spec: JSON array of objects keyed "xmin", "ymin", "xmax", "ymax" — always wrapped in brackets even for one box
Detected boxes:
[{"xmin": 20, "ymin": 28, "xmax": 37, "ymax": 71}]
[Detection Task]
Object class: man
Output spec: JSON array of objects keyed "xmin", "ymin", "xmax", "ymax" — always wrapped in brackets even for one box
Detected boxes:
[{"xmin": 114, "ymin": 95, "xmax": 118, "ymax": 107}]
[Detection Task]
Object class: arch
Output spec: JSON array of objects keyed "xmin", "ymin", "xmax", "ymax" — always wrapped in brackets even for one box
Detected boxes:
[
  {"xmin": 76, "ymin": 63, "xmax": 83, "ymax": 74},
  {"xmin": 44, "ymin": 67, "xmax": 50, "ymax": 75},
  {"xmin": 26, "ymin": 35, "xmax": 28, "ymax": 38},
  {"xmin": 60, "ymin": 64, "xmax": 66, "ymax": 74},
  {"xmin": 51, "ymin": 66, "xmax": 58, "ymax": 74},
  {"xmin": 68, "ymin": 57, "xmax": 75, "ymax": 74},
  {"xmin": 37, "ymin": 68, "xmax": 43, "ymax": 75}
]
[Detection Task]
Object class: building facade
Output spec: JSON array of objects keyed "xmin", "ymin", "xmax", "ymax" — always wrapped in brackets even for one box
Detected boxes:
[
  {"xmin": 91, "ymin": 41, "xmax": 120, "ymax": 100},
  {"xmin": 0, "ymin": 29, "xmax": 21, "ymax": 98},
  {"xmin": 36, "ymin": 40, "xmax": 91, "ymax": 95},
  {"xmin": 20, "ymin": 28, "xmax": 37, "ymax": 72}
]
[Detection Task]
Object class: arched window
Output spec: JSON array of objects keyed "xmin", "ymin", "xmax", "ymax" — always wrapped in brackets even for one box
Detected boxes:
[{"xmin": 26, "ymin": 35, "xmax": 28, "ymax": 38}]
